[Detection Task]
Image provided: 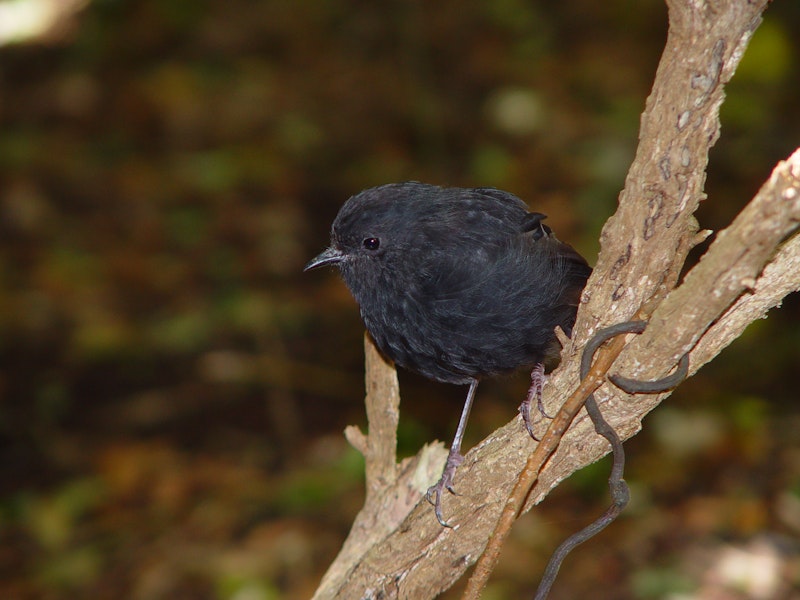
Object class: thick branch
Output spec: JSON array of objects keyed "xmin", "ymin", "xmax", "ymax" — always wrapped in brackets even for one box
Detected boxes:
[{"xmin": 614, "ymin": 148, "xmax": 800, "ymax": 384}]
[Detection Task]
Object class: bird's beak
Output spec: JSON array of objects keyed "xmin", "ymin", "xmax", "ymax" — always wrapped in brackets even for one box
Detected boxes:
[{"xmin": 304, "ymin": 246, "xmax": 344, "ymax": 271}]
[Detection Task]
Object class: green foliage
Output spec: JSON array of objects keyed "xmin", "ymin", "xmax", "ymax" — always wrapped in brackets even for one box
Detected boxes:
[
  {"xmin": 273, "ymin": 445, "xmax": 364, "ymax": 514},
  {"xmin": 631, "ymin": 567, "xmax": 695, "ymax": 598},
  {"xmin": 216, "ymin": 575, "xmax": 282, "ymax": 600},
  {"xmin": 19, "ymin": 478, "xmax": 107, "ymax": 550},
  {"xmin": 736, "ymin": 18, "xmax": 793, "ymax": 86}
]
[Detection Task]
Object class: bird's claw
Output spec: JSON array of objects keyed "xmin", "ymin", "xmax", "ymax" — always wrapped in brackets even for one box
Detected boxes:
[
  {"xmin": 519, "ymin": 363, "xmax": 548, "ymax": 440},
  {"xmin": 426, "ymin": 450, "xmax": 464, "ymax": 527}
]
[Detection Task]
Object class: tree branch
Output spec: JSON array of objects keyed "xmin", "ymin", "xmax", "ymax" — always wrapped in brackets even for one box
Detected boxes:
[{"xmin": 310, "ymin": 1, "xmax": 797, "ymax": 598}]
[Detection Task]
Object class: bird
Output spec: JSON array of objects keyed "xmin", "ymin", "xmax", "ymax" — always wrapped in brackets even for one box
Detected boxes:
[{"xmin": 305, "ymin": 182, "xmax": 591, "ymax": 525}]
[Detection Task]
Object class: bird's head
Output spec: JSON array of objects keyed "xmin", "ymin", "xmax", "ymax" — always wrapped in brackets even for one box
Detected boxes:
[{"xmin": 304, "ymin": 183, "xmax": 427, "ymax": 275}]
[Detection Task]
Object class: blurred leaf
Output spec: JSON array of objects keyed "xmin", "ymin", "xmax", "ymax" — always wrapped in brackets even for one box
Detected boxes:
[
  {"xmin": 35, "ymin": 378, "xmax": 69, "ymax": 421},
  {"xmin": 631, "ymin": 566, "xmax": 695, "ymax": 598},
  {"xmin": 470, "ymin": 144, "xmax": 513, "ymax": 187},
  {"xmin": 0, "ymin": 131, "xmax": 39, "ymax": 168},
  {"xmin": 22, "ymin": 478, "xmax": 106, "ymax": 550},
  {"xmin": 735, "ymin": 18, "xmax": 792, "ymax": 85},
  {"xmin": 36, "ymin": 545, "xmax": 103, "ymax": 590},
  {"xmin": 207, "ymin": 247, "xmax": 243, "ymax": 285},
  {"xmin": 729, "ymin": 395, "xmax": 769, "ymax": 432},
  {"xmin": 218, "ymin": 290, "xmax": 275, "ymax": 334},
  {"xmin": 217, "ymin": 575, "xmax": 281, "ymax": 600},
  {"xmin": 175, "ymin": 150, "xmax": 240, "ymax": 193},
  {"xmin": 146, "ymin": 307, "xmax": 213, "ymax": 353},
  {"xmin": 276, "ymin": 113, "xmax": 324, "ymax": 158},
  {"xmin": 722, "ymin": 19, "xmax": 792, "ymax": 131},
  {"xmin": 72, "ymin": 313, "xmax": 135, "ymax": 359},
  {"xmin": 274, "ymin": 445, "xmax": 363, "ymax": 514},
  {"xmin": 166, "ymin": 205, "xmax": 209, "ymax": 248},
  {"xmin": 565, "ymin": 454, "xmax": 613, "ymax": 497}
]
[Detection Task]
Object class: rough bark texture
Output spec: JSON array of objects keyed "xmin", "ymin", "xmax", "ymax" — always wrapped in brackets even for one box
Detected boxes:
[{"xmin": 312, "ymin": 1, "xmax": 800, "ymax": 598}]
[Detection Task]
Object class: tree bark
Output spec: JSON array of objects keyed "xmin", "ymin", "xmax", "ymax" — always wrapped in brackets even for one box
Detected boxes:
[{"xmin": 312, "ymin": 0, "xmax": 799, "ymax": 598}]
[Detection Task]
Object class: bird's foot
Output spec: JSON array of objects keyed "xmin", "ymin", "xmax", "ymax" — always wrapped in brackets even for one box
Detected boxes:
[
  {"xmin": 426, "ymin": 450, "xmax": 464, "ymax": 527},
  {"xmin": 519, "ymin": 363, "xmax": 548, "ymax": 440}
]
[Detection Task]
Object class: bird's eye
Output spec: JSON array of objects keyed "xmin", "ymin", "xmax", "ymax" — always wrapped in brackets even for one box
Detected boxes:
[{"xmin": 362, "ymin": 237, "xmax": 380, "ymax": 250}]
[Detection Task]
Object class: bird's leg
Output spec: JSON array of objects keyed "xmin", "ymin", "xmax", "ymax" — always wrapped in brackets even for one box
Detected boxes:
[
  {"xmin": 426, "ymin": 378, "xmax": 479, "ymax": 527},
  {"xmin": 519, "ymin": 363, "xmax": 548, "ymax": 439}
]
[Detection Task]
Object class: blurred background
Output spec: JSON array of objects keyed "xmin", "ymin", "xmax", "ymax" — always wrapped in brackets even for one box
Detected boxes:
[{"xmin": 1, "ymin": 1, "xmax": 799, "ymax": 598}]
